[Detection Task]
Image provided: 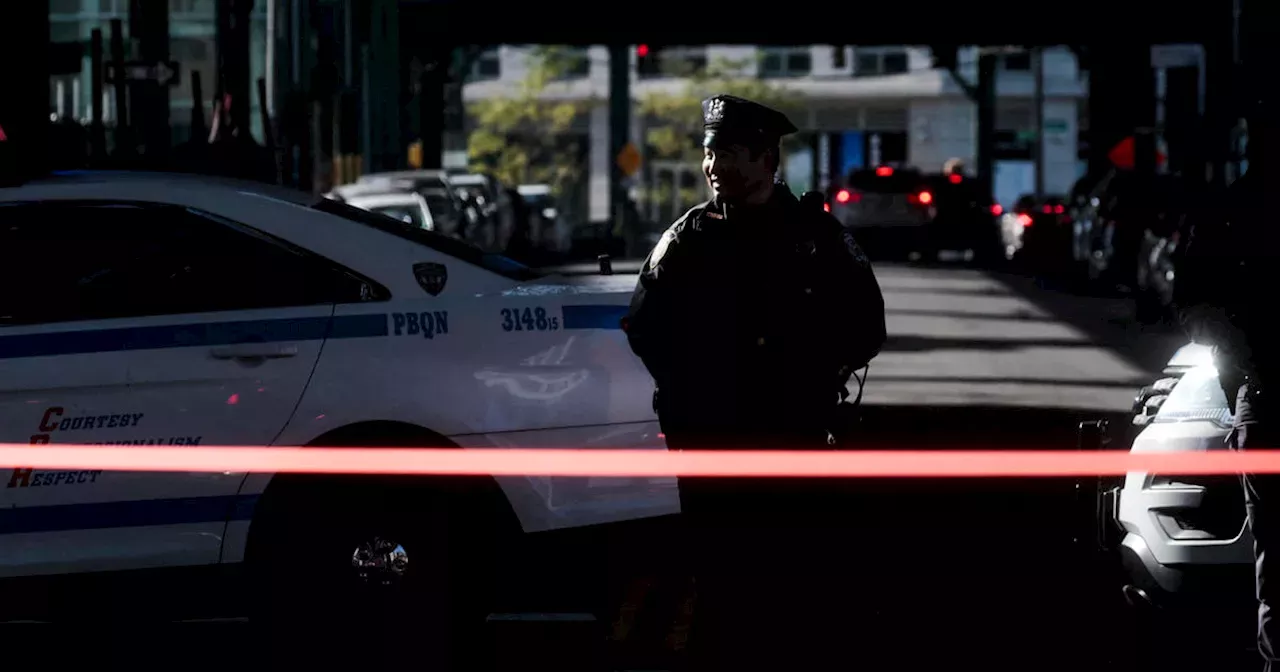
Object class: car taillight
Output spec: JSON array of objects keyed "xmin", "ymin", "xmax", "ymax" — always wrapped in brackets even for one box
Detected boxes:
[
  {"xmin": 948, "ymin": 174, "xmax": 962, "ymax": 184},
  {"xmin": 990, "ymin": 204, "xmax": 1003, "ymax": 216},
  {"xmin": 908, "ymin": 190, "xmax": 933, "ymax": 206},
  {"xmin": 835, "ymin": 189, "xmax": 851, "ymax": 204},
  {"xmin": 823, "ymin": 202, "xmax": 830, "ymax": 212},
  {"xmin": 1017, "ymin": 213, "xmax": 1033, "ymax": 228},
  {"xmin": 875, "ymin": 166, "xmax": 893, "ymax": 177},
  {"xmin": 1054, "ymin": 204, "xmax": 1065, "ymax": 214}
]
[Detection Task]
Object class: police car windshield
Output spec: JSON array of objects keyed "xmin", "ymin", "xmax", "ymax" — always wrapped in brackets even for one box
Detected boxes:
[
  {"xmin": 1154, "ymin": 366, "xmax": 1233, "ymax": 425},
  {"xmin": 312, "ymin": 198, "xmax": 541, "ymax": 281}
]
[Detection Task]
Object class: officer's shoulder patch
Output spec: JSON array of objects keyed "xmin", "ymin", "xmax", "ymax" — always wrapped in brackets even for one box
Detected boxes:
[
  {"xmin": 842, "ymin": 230, "xmax": 870, "ymax": 268},
  {"xmin": 650, "ymin": 227, "xmax": 677, "ymax": 267},
  {"xmin": 678, "ymin": 199, "xmax": 715, "ymax": 223}
]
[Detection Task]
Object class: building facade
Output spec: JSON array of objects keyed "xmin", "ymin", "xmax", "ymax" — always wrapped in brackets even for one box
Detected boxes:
[
  {"xmin": 463, "ymin": 45, "xmax": 1087, "ymax": 225},
  {"xmin": 49, "ymin": 0, "xmax": 270, "ymax": 149}
]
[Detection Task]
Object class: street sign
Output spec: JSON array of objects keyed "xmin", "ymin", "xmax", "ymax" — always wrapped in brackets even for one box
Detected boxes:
[
  {"xmin": 1150, "ymin": 44, "xmax": 1201, "ymax": 70},
  {"xmin": 105, "ymin": 61, "xmax": 181, "ymax": 87},
  {"xmin": 616, "ymin": 142, "xmax": 642, "ymax": 177}
]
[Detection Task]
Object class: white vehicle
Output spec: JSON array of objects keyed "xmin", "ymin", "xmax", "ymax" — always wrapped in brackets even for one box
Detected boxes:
[
  {"xmin": 0, "ymin": 171, "xmax": 674, "ymax": 633},
  {"xmin": 355, "ymin": 170, "xmax": 469, "ymax": 238},
  {"xmin": 1094, "ymin": 343, "xmax": 1254, "ymax": 635},
  {"xmin": 343, "ymin": 192, "xmax": 436, "ymax": 231}
]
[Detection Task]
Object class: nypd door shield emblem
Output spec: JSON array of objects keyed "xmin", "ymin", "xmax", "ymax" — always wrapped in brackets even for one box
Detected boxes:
[{"xmin": 413, "ymin": 262, "xmax": 448, "ymax": 296}]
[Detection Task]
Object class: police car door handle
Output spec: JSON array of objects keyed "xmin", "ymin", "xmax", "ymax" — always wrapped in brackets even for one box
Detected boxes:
[{"xmin": 210, "ymin": 344, "xmax": 300, "ymax": 360}]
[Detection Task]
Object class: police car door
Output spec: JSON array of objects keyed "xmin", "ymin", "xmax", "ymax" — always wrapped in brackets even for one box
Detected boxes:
[{"xmin": 0, "ymin": 201, "xmax": 339, "ymax": 577}]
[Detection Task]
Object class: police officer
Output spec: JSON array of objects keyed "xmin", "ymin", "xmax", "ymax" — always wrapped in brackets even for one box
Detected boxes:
[
  {"xmin": 1177, "ymin": 91, "xmax": 1278, "ymax": 669},
  {"xmin": 624, "ymin": 94, "xmax": 886, "ymax": 668}
]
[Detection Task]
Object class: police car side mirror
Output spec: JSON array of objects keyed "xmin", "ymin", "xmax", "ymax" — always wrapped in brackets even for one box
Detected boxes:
[
  {"xmin": 1131, "ymin": 377, "xmax": 1178, "ymax": 416},
  {"xmin": 1132, "ymin": 395, "xmax": 1168, "ymax": 427}
]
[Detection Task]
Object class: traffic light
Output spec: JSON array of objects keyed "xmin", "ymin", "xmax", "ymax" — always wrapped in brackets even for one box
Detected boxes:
[
  {"xmin": 930, "ymin": 44, "xmax": 958, "ymax": 70},
  {"xmin": 636, "ymin": 44, "xmax": 661, "ymax": 77}
]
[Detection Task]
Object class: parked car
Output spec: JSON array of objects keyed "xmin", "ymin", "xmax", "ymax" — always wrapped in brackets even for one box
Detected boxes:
[
  {"xmin": 342, "ymin": 192, "xmax": 436, "ymax": 231},
  {"xmin": 1087, "ymin": 343, "xmax": 1254, "ymax": 650}
]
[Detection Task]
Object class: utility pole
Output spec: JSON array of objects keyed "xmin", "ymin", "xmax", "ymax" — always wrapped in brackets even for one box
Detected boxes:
[
  {"xmin": 608, "ymin": 44, "xmax": 631, "ymax": 257},
  {"xmin": 417, "ymin": 49, "xmax": 447, "ymax": 170},
  {"xmin": 109, "ymin": 19, "xmax": 130, "ymax": 158},
  {"xmin": 90, "ymin": 28, "xmax": 106, "ymax": 160},
  {"xmin": 130, "ymin": 0, "xmax": 171, "ymax": 162},
  {"xmin": 216, "ymin": 0, "xmax": 253, "ymax": 134},
  {"xmin": 1032, "ymin": 47, "xmax": 1045, "ymax": 199},
  {"xmin": 933, "ymin": 45, "xmax": 998, "ymax": 208},
  {"xmin": 975, "ymin": 51, "xmax": 998, "ymax": 208}
]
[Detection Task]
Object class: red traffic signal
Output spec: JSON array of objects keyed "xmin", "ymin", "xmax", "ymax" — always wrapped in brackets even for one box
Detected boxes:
[{"xmin": 637, "ymin": 44, "xmax": 650, "ymax": 57}]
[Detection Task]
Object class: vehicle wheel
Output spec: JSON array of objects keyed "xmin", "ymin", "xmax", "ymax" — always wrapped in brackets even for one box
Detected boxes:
[
  {"xmin": 247, "ymin": 430, "xmax": 514, "ymax": 667},
  {"xmin": 249, "ymin": 478, "xmax": 496, "ymax": 666}
]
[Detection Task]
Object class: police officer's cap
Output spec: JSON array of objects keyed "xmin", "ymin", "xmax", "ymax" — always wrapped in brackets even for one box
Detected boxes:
[{"xmin": 701, "ymin": 95, "xmax": 798, "ymax": 150}]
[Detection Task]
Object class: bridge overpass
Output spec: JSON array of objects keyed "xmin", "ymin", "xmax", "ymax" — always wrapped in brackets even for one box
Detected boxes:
[{"xmin": 0, "ymin": 0, "xmax": 1262, "ymax": 198}]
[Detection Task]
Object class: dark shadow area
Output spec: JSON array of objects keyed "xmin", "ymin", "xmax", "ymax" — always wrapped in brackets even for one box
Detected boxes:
[
  {"xmin": 878, "ymin": 285, "xmax": 1013, "ymax": 297},
  {"xmin": 867, "ymin": 375, "xmax": 1152, "ymax": 389},
  {"xmin": 531, "ymin": 403, "xmax": 1198, "ymax": 670},
  {"xmin": 885, "ymin": 308, "xmax": 1056, "ymax": 321},
  {"xmin": 881, "ymin": 334, "xmax": 1097, "ymax": 353}
]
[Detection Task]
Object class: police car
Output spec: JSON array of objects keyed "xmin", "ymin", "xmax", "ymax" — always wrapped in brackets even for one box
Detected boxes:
[
  {"xmin": 0, "ymin": 171, "xmax": 674, "ymax": 636},
  {"xmin": 1096, "ymin": 343, "xmax": 1254, "ymax": 641}
]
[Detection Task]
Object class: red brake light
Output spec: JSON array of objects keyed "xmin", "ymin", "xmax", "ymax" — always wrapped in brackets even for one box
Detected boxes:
[
  {"xmin": 917, "ymin": 190, "xmax": 933, "ymax": 205},
  {"xmin": 948, "ymin": 174, "xmax": 962, "ymax": 184},
  {"xmin": 1017, "ymin": 214, "xmax": 1033, "ymax": 228},
  {"xmin": 875, "ymin": 166, "xmax": 893, "ymax": 177},
  {"xmin": 835, "ymin": 189, "xmax": 851, "ymax": 204},
  {"xmin": 637, "ymin": 44, "xmax": 650, "ymax": 57},
  {"xmin": 1042, "ymin": 205, "xmax": 1053, "ymax": 214},
  {"xmin": 990, "ymin": 204, "xmax": 1003, "ymax": 216},
  {"xmin": 1053, "ymin": 204, "xmax": 1065, "ymax": 214},
  {"xmin": 823, "ymin": 202, "xmax": 831, "ymax": 212}
]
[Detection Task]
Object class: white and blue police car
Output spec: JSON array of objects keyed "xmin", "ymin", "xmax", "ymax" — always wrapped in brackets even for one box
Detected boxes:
[{"xmin": 0, "ymin": 171, "xmax": 674, "ymax": 645}]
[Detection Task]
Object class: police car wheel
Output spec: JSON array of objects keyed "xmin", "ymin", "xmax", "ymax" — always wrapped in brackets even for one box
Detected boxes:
[{"xmin": 249, "ymin": 477, "xmax": 496, "ymax": 665}]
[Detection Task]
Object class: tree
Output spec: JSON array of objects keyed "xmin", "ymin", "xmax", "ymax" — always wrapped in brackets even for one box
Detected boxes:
[
  {"xmin": 466, "ymin": 46, "xmax": 598, "ymax": 198},
  {"xmin": 636, "ymin": 56, "xmax": 803, "ymax": 219}
]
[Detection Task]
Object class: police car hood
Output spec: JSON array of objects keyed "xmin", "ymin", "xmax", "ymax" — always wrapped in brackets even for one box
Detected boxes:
[{"xmin": 488, "ymin": 272, "xmax": 640, "ymax": 300}]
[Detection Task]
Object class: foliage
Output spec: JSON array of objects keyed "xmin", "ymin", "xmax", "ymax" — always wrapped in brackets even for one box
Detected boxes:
[
  {"xmin": 466, "ymin": 46, "xmax": 597, "ymax": 194},
  {"xmin": 636, "ymin": 56, "xmax": 803, "ymax": 210}
]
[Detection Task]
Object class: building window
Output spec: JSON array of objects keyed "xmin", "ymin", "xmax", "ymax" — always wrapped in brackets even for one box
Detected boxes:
[
  {"xmin": 469, "ymin": 47, "xmax": 500, "ymax": 81},
  {"xmin": 636, "ymin": 46, "xmax": 707, "ymax": 79},
  {"xmin": 1002, "ymin": 51, "xmax": 1031, "ymax": 71},
  {"xmin": 759, "ymin": 47, "xmax": 812, "ymax": 78},
  {"xmin": 853, "ymin": 48, "xmax": 910, "ymax": 77}
]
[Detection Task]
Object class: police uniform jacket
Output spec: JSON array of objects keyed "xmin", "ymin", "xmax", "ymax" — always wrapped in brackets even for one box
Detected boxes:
[{"xmin": 625, "ymin": 185, "xmax": 886, "ymax": 444}]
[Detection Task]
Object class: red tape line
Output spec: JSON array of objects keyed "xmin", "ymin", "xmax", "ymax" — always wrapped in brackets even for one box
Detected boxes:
[{"xmin": 0, "ymin": 445, "xmax": 1273, "ymax": 477}]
